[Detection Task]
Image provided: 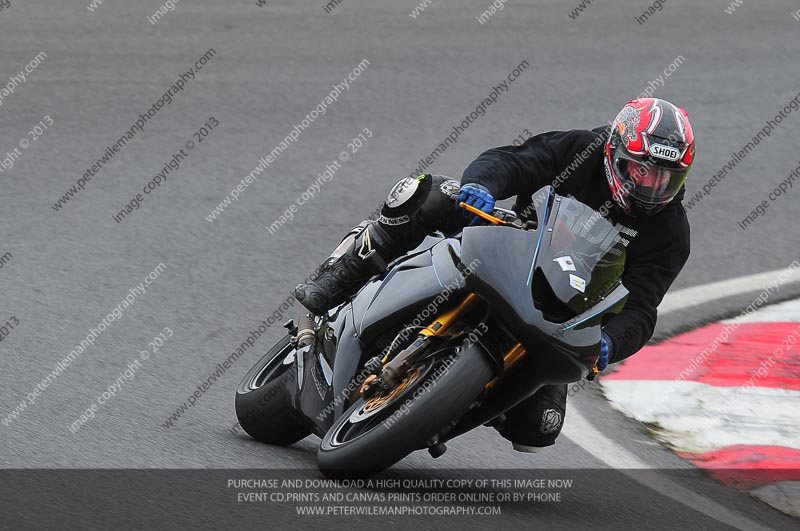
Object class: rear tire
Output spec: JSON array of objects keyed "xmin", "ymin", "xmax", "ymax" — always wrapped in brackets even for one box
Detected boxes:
[
  {"xmin": 235, "ymin": 334, "xmax": 310, "ymax": 446},
  {"xmin": 317, "ymin": 340, "xmax": 494, "ymax": 478}
]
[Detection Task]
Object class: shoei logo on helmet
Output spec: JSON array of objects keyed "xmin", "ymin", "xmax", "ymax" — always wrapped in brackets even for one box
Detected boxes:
[{"xmin": 649, "ymin": 143, "xmax": 680, "ymax": 161}]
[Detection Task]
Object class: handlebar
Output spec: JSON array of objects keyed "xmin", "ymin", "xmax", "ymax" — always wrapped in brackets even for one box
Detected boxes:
[{"xmin": 447, "ymin": 192, "xmax": 537, "ymax": 230}]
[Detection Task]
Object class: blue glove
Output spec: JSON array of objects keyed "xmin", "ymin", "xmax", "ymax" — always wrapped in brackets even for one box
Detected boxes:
[
  {"xmin": 598, "ymin": 332, "xmax": 613, "ymax": 372},
  {"xmin": 458, "ymin": 184, "xmax": 496, "ymax": 226}
]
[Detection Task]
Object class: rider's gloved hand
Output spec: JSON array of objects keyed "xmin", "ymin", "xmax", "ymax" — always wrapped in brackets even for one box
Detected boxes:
[
  {"xmin": 458, "ymin": 184, "xmax": 496, "ymax": 226},
  {"xmin": 598, "ymin": 332, "xmax": 613, "ymax": 372}
]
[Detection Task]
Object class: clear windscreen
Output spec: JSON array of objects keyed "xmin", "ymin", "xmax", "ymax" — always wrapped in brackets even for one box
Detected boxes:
[{"xmin": 538, "ymin": 196, "xmax": 627, "ymax": 315}]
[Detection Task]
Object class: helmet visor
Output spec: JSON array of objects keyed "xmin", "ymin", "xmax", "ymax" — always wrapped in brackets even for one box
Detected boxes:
[{"xmin": 613, "ymin": 150, "xmax": 688, "ymax": 206}]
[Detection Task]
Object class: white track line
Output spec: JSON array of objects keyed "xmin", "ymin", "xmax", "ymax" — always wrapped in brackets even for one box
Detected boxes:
[
  {"xmin": 658, "ymin": 266, "xmax": 800, "ymax": 314},
  {"xmin": 563, "ymin": 265, "xmax": 800, "ymax": 529},
  {"xmin": 722, "ymin": 297, "xmax": 800, "ymax": 323}
]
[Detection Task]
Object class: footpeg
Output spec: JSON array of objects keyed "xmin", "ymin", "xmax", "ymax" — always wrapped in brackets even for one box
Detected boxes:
[
  {"xmin": 283, "ymin": 319, "xmax": 297, "ymax": 336},
  {"xmin": 428, "ymin": 442, "xmax": 447, "ymax": 458}
]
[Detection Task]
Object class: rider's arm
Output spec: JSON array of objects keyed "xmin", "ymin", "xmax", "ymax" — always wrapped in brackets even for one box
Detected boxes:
[
  {"xmin": 460, "ymin": 129, "xmax": 604, "ymax": 200},
  {"xmin": 602, "ymin": 207, "xmax": 691, "ymax": 363}
]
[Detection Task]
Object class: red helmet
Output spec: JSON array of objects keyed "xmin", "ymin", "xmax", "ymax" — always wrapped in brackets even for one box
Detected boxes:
[{"xmin": 604, "ymin": 98, "xmax": 695, "ymax": 216}]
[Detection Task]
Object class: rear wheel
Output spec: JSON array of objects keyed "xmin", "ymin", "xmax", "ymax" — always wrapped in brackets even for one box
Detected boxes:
[
  {"xmin": 317, "ymin": 340, "xmax": 494, "ymax": 478},
  {"xmin": 235, "ymin": 334, "xmax": 310, "ymax": 446}
]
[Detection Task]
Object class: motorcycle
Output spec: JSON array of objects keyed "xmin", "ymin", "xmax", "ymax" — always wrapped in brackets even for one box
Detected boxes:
[{"xmin": 235, "ymin": 185, "xmax": 629, "ymax": 477}]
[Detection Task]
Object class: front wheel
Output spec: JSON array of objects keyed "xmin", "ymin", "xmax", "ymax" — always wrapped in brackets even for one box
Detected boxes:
[
  {"xmin": 317, "ymin": 340, "xmax": 494, "ymax": 478},
  {"xmin": 235, "ymin": 334, "xmax": 310, "ymax": 446}
]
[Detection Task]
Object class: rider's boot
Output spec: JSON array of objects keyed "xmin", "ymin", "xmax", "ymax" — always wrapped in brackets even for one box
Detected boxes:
[
  {"xmin": 292, "ymin": 221, "xmax": 401, "ymax": 315},
  {"xmin": 293, "ymin": 173, "xmax": 464, "ymax": 316},
  {"xmin": 496, "ymin": 384, "xmax": 568, "ymax": 452}
]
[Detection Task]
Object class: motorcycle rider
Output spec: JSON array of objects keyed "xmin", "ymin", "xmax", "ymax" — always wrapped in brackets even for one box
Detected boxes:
[{"xmin": 292, "ymin": 97, "xmax": 694, "ymax": 452}]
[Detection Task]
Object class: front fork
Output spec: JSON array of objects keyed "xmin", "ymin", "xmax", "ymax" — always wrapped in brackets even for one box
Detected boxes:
[{"xmin": 360, "ymin": 293, "xmax": 522, "ymax": 397}]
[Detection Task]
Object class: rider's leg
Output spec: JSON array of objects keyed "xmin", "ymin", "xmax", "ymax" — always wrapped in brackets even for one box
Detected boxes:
[
  {"xmin": 494, "ymin": 384, "xmax": 568, "ymax": 452},
  {"xmin": 292, "ymin": 174, "xmax": 463, "ymax": 315}
]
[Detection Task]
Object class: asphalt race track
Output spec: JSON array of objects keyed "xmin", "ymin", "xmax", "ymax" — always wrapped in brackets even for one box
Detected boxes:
[{"xmin": 1, "ymin": 1, "xmax": 799, "ymax": 529}]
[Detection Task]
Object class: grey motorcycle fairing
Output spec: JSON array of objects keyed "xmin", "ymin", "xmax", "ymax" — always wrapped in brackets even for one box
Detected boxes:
[{"xmin": 292, "ymin": 187, "xmax": 629, "ymax": 432}]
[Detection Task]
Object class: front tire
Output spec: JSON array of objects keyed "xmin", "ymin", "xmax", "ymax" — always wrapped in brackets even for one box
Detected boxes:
[
  {"xmin": 235, "ymin": 334, "xmax": 310, "ymax": 446},
  {"xmin": 317, "ymin": 340, "xmax": 494, "ymax": 478}
]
